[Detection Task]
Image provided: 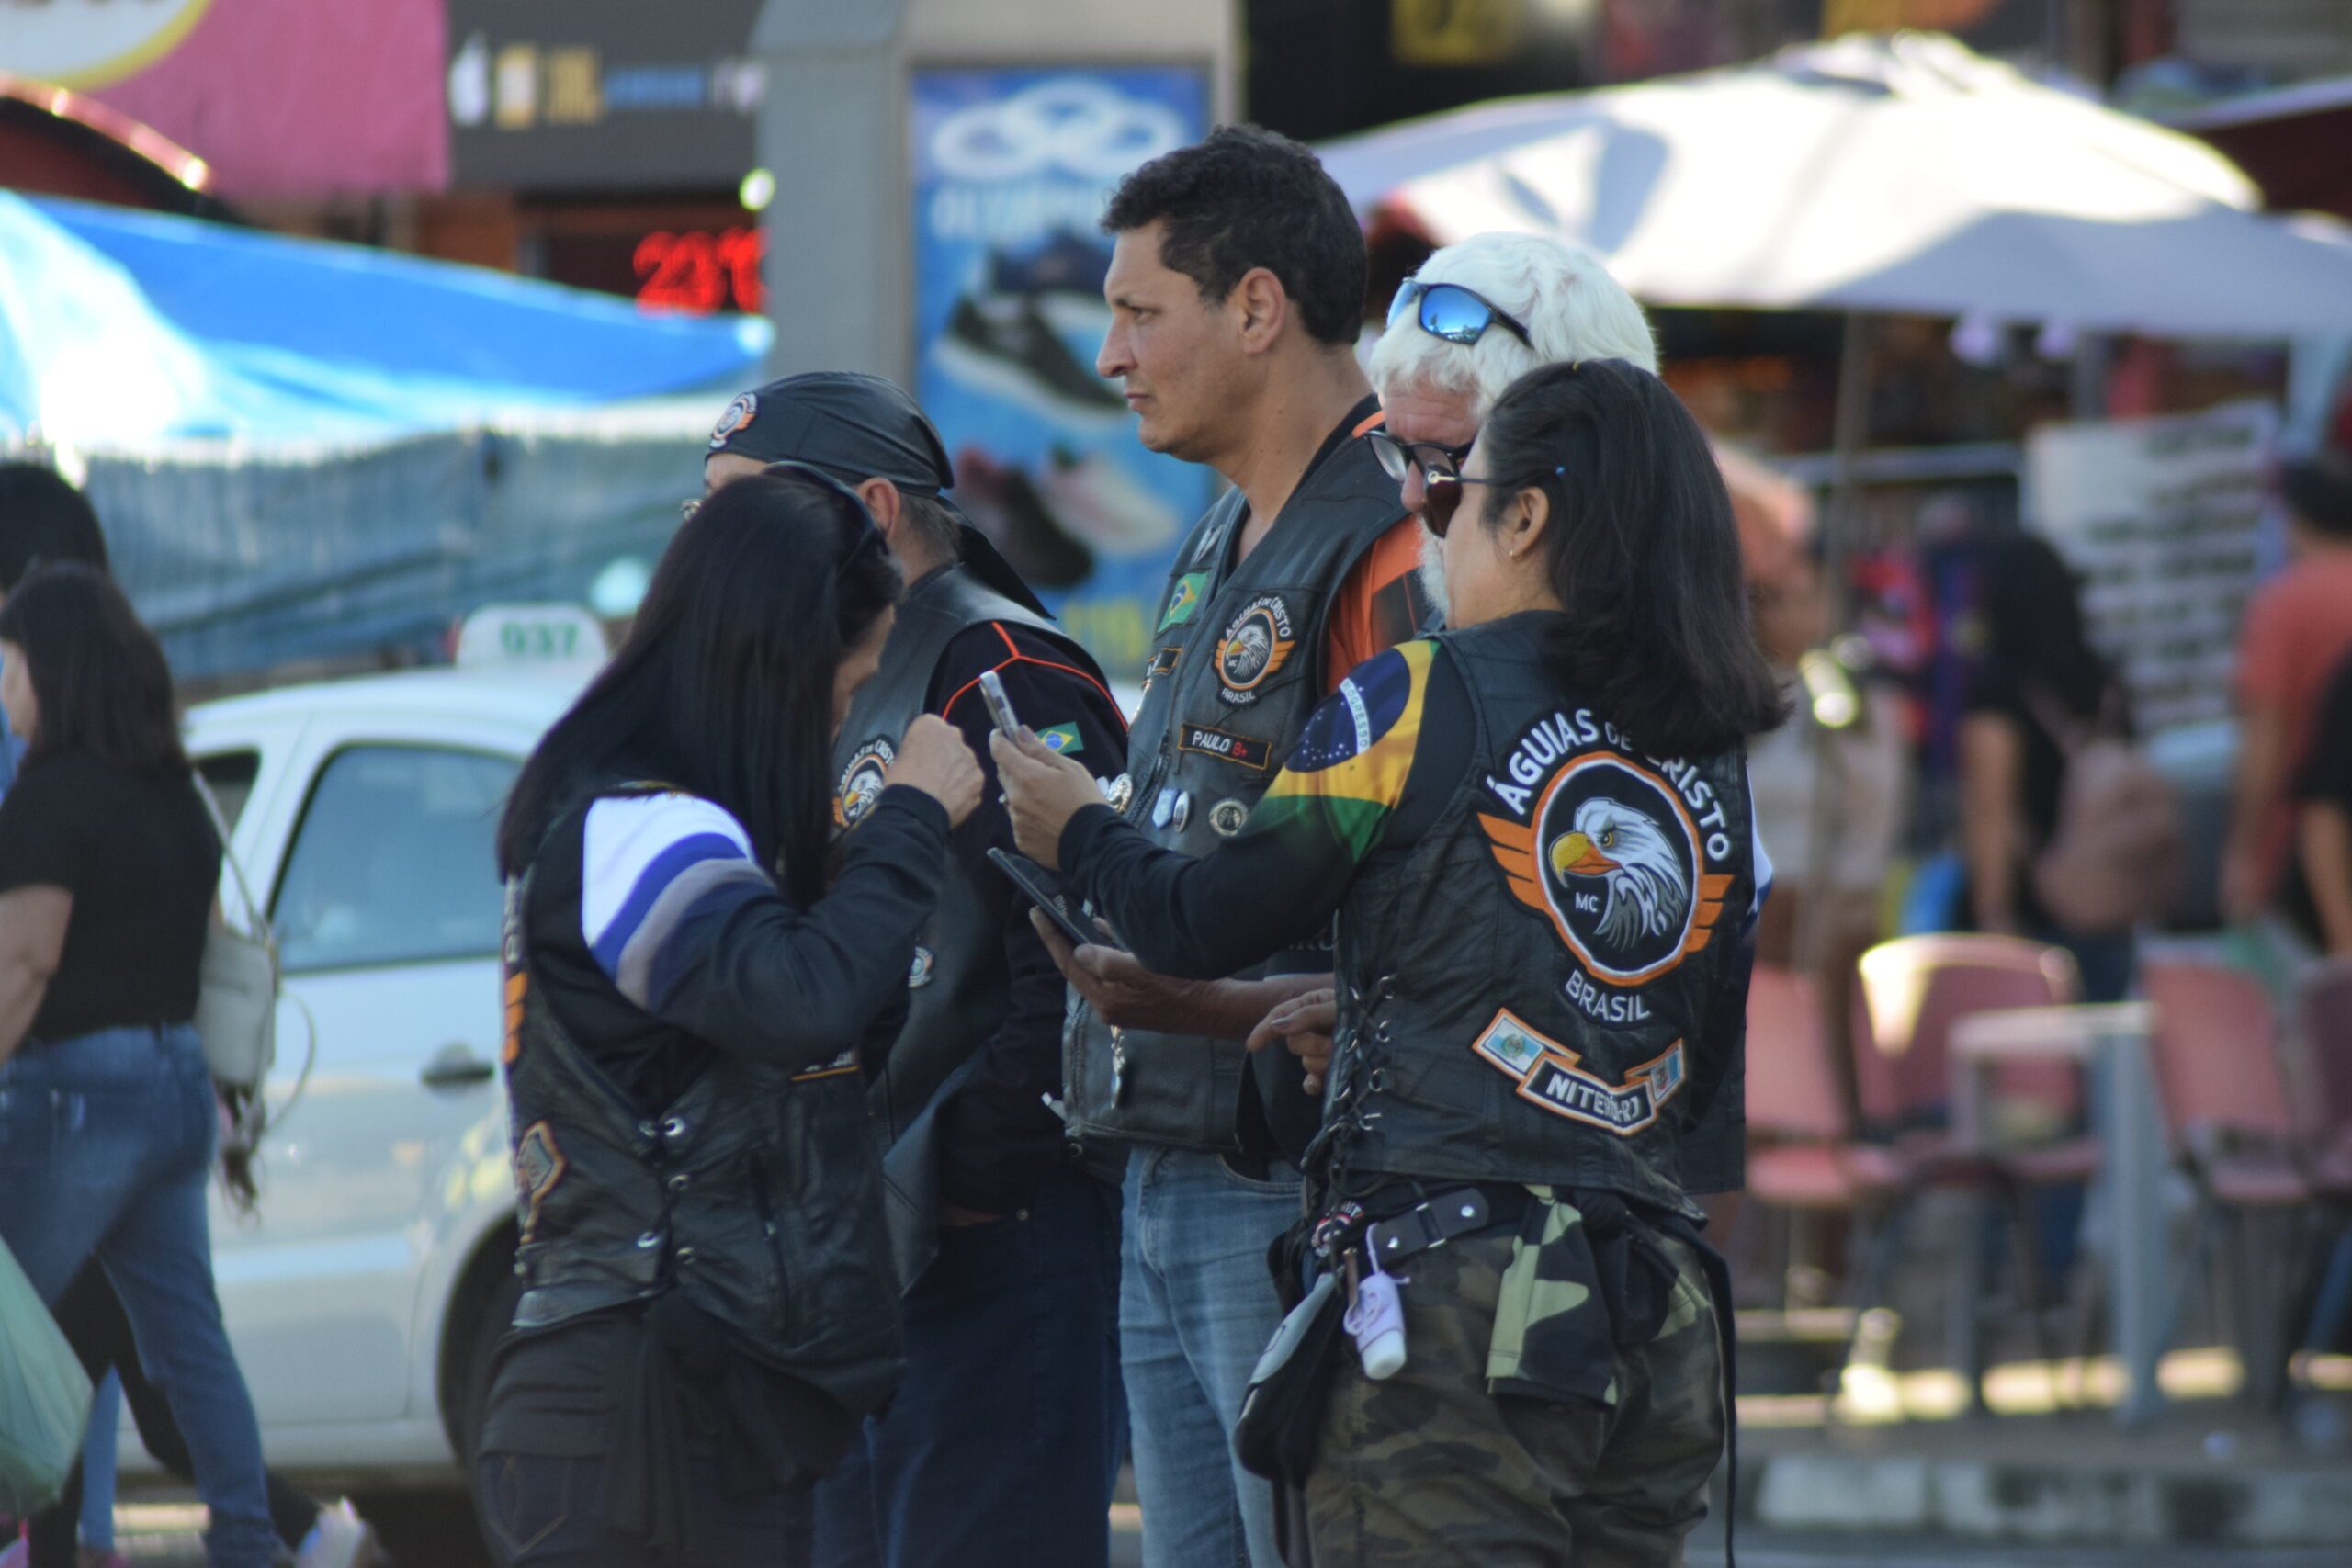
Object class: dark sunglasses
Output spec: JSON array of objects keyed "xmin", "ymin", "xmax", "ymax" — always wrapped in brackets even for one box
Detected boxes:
[
  {"xmin": 683, "ymin": 461, "xmax": 888, "ymax": 562},
  {"xmin": 1421, "ymin": 464, "xmax": 1568, "ymax": 540},
  {"xmin": 1387, "ymin": 278, "xmax": 1533, "ymax": 348},
  {"xmin": 1363, "ymin": 425, "xmax": 1475, "ymax": 489}
]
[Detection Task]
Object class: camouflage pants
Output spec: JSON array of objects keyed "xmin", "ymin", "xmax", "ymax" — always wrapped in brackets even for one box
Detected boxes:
[{"xmin": 1302, "ymin": 1220, "xmax": 1724, "ymax": 1567}]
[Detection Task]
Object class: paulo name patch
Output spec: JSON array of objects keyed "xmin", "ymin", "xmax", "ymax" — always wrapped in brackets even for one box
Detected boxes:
[{"xmin": 1180, "ymin": 724, "xmax": 1272, "ymax": 771}]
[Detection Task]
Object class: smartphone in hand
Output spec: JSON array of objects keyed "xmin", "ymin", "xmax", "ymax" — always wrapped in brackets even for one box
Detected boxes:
[
  {"xmin": 978, "ymin": 668, "xmax": 1020, "ymax": 738},
  {"xmin": 988, "ymin": 847, "xmax": 1119, "ymax": 952}
]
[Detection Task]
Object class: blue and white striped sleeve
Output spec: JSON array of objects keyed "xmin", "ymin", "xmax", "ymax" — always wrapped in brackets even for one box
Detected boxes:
[{"xmin": 581, "ymin": 794, "xmax": 773, "ymax": 1015}]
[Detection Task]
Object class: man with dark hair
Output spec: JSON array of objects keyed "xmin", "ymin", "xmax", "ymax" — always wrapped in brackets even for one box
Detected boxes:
[
  {"xmin": 1044, "ymin": 126, "xmax": 1428, "ymax": 1566},
  {"xmin": 702, "ymin": 373, "xmax": 1131, "ymax": 1568}
]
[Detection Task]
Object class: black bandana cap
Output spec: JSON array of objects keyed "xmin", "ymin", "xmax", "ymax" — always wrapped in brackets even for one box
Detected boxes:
[{"xmin": 706, "ymin": 370, "xmax": 1052, "ymax": 617}]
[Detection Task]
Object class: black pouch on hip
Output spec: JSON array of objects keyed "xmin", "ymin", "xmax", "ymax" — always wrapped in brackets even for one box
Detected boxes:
[{"xmin": 1233, "ymin": 1268, "xmax": 1348, "ymax": 1483}]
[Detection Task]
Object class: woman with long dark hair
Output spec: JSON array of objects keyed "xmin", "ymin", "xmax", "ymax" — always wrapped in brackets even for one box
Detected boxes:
[
  {"xmin": 999, "ymin": 360, "xmax": 1781, "ymax": 1565},
  {"xmin": 0, "ymin": 565, "xmax": 273, "ymax": 1568},
  {"xmin": 1958, "ymin": 532, "xmax": 2136, "ymax": 999},
  {"xmin": 483, "ymin": 468, "xmax": 981, "ymax": 1566}
]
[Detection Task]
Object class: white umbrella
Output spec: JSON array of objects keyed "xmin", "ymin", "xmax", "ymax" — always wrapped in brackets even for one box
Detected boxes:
[{"xmin": 1322, "ymin": 31, "xmax": 2352, "ymax": 339}]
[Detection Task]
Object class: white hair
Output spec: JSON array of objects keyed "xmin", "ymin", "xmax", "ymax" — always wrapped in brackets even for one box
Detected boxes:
[{"xmin": 1369, "ymin": 232, "xmax": 1657, "ymax": 418}]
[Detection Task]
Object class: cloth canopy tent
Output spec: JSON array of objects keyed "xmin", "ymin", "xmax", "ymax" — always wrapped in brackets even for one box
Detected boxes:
[
  {"xmin": 0, "ymin": 192, "xmax": 771, "ymax": 448},
  {"xmin": 1320, "ymin": 31, "xmax": 2352, "ymax": 339}
]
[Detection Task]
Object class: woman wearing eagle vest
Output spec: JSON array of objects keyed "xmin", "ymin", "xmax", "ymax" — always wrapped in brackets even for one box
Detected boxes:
[
  {"xmin": 485, "ymin": 468, "xmax": 983, "ymax": 1567},
  {"xmin": 996, "ymin": 360, "xmax": 1782, "ymax": 1567}
]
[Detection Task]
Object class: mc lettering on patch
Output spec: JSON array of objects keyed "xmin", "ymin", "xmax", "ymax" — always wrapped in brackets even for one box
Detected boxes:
[
  {"xmin": 1470, "ymin": 1010, "xmax": 1686, "ymax": 1136},
  {"xmin": 1214, "ymin": 595, "xmax": 1297, "ymax": 705},
  {"xmin": 1476, "ymin": 713, "xmax": 1737, "ymax": 1022},
  {"xmin": 1180, "ymin": 724, "xmax": 1272, "ymax": 771}
]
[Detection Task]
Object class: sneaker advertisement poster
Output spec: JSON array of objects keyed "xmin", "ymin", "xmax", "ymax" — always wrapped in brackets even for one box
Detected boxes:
[{"xmin": 911, "ymin": 66, "xmax": 1214, "ymax": 680}]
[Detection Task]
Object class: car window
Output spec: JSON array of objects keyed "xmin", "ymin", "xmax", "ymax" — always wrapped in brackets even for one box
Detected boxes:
[
  {"xmin": 196, "ymin": 750, "xmax": 262, "ymax": 832},
  {"xmin": 272, "ymin": 745, "xmax": 518, "ymax": 974}
]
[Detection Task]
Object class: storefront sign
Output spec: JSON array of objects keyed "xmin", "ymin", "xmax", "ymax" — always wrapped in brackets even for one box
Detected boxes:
[
  {"xmin": 910, "ymin": 66, "xmax": 1213, "ymax": 679},
  {"xmin": 0, "ymin": 0, "xmax": 447, "ymax": 197},
  {"xmin": 446, "ymin": 1, "xmax": 763, "ymax": 189},
  {"xmin": 2025, "ymin": 399, "xmax": 2279, "ymax": 733},
  {"xmin": 0, "ymin": 0, "xmax": 214, "ymax": 89}
]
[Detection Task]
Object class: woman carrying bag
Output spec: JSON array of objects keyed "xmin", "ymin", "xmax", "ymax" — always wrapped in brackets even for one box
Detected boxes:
[{"xmin": 0, "ymin": 565, "xmax": 273, "ymax": 1568}]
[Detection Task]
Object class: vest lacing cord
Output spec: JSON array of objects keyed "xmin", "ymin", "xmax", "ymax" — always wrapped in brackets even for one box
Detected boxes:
[{"xmin": 1304, "ymin": 974, "xmax": 1398, "ymax": 1210}]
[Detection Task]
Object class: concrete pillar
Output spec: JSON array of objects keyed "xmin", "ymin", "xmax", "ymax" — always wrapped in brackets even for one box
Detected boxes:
[{"xmin": 752, "ymin": 0, "xmax": 1236, "ymax": 381}]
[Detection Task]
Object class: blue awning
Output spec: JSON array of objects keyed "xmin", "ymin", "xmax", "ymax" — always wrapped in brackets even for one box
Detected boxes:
[{"xmin": 0, "ymin": 192, "xmax": 770, "ymax": 447}]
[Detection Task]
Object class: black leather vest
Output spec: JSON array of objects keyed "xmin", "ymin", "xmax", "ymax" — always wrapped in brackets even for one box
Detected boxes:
[
  {"xmin": 1315, "ymin": 615, "xmax": 1759, "ymax": 1219},
  {"xmin": 829, "ymin": 560, "xmax": 1101, "ymax": 1282},
  {"xmin": 1064, "ymin": 433, "xmax": 1404, "ymax": 1151},
  {"xmin": 499, "ymin": 859, "xmax": 904, "ymax": 1421}
]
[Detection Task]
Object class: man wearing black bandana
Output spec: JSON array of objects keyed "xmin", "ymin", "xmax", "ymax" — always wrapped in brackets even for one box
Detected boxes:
[{"xmin": 704, "ymin": 373, "xmax": 1129, "ymax": 1568}]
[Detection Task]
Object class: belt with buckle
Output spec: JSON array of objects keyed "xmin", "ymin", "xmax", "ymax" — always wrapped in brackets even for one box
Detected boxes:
[{"xmin": 1357, "ymin": 1183, "xmax": 1528, "ymax": 1269}]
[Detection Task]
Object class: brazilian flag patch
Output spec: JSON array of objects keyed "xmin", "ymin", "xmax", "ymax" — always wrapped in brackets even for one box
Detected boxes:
[
  {"xmin": 1158, "ymin": 571, "xmax": 1208, "ymax": 632},
  {"xmin": 1037, "ymin": 723, "xmax": 1083, "ymax": 757}
]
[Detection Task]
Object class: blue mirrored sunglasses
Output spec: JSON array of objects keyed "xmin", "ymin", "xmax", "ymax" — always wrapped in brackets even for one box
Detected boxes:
[{"xmin": 1387, "ymin": 279, "xmax": 1533, "ymax": 348}]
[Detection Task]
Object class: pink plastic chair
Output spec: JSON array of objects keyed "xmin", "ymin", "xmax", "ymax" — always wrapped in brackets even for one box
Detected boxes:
[
  {"xmin": 1744, "ymin": 966, "xmax": 1905, "ymax": 1305},
  {"xmin": 2293, "ymin": 959, "xmax": 2352, "ymax": 1196},
  {"xmin": 2143, "ymin": 959, "xmax": 2312, "ymax": 1407},
  {"xmin": 1849, "ymin": 933, "xmax": 2086, "ymax": 1145},
  {"xmin": 1846, "ymin": 935, "xmax": 2092, "ymax": 1399}
]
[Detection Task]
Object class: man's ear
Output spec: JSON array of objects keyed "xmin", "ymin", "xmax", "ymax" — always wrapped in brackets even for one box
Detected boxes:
[
  {"xmin": 1231, "ymin": 266, "xmax": 1291, "ymax": 356},
  {"xmin": 857, "ymin": 478, "xmax": 904, "ymax": 547}
]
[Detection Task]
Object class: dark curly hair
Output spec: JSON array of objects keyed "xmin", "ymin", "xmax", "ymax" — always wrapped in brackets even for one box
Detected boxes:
[
  {"xmin": 1475, "ymin": 360, "xmax": 1787, "ymax": 760},
  {"xmin": 1101, "ymin": 124, "xmax": 1367, "ymax": 347}
]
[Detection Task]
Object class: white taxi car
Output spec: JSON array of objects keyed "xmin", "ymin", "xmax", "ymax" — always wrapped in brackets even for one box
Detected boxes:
[{"xmin": 169, "ymin": 608, "xmax": 600, "ymax": 1552}]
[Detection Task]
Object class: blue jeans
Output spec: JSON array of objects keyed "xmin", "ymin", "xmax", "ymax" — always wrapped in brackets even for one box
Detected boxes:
[
  {"xmin": 0, "ymin": 1026, "xmax": 271, "ymax": 1568},
  {"xmin": 1120, "ymin": 1148, "xmax": 1300, "ymax": 1568},
  {"xmin": 811, "ymin": 1168, "xmax": 1125, "ymax": 1568}
]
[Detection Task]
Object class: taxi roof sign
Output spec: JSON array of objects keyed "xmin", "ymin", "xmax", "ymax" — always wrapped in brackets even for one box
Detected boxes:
[{"xmin": 456, "ymin": 604, "xmax": 608, "ymax": 671}]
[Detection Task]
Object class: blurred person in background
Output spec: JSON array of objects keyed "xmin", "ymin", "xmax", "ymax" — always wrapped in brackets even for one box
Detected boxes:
[
  {"xmin": 699, "ymin": 372, "xmax": 1131, "ymax": 1568},
  {"xmin": 2222, "ymin": 453, "xmax": 2352, "ymax": 937},
  {"xmin": 2294, "ymin": 649, "xmax": 2352, "ymax": 955},
  {"xmin": 486, "ymin": 471, "xmax": 981, "ymax": 1566},
  {"xmin": 0, "ymin": 474, "xmax": 371, "ymax": 1568},
  {"xmin": 0, "ymin": 566, "xmax": 271, "ymax": 1568},
  {"xmin": 1957, "ymin": 534, "xmax": 2137, "ymax": 999},
  {"xmin": 1744, "ymin": 551, "xmax": 1908, "ymax": 1103}
]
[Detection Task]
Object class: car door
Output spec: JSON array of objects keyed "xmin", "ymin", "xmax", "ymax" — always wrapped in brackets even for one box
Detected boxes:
[{"xmin": 205, "ymin": 717, "xmax": 522, "ymax": 1427}]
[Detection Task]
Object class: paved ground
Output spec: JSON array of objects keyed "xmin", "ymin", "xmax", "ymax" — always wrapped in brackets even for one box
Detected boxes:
[{"xmin": 96, "ymin": 1508, "xmax": 2352, "ymax": 1568}]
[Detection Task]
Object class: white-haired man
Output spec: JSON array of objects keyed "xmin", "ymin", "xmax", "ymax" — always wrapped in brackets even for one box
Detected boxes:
[
  {"xmin": 1254, "ymin": 232, "xmax": 1748, "ymax": 1212},
  {"xmin": 1369, "ymin": 232, "xmax": 1656, "ymax": 608}
]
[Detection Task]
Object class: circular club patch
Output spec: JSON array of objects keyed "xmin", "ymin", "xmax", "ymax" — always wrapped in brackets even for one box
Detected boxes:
[
  {"xmin": 836, "ymin": 738, "xmax": 895, "ymax": 827},
  {"xmin": 1532, "ymin": 756, "xmax": 1703, "ymax": 986},
  {"xmin": 707, "ymin": 391, "xmax": 757, "ymax": 451},
  {"xmin": 1214, "ymin": 595, "xmax": 1296, "ymax": 705}
]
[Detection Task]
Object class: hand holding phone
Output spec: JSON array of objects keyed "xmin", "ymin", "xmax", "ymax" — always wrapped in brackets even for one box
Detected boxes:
[
  {"xmin": 978, "ymin": 668, "xmax": 1020, "ymax": 738},
  {"xmin": 988, "ymin": 847, "xmax": 1114, "ymax": 952}
]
